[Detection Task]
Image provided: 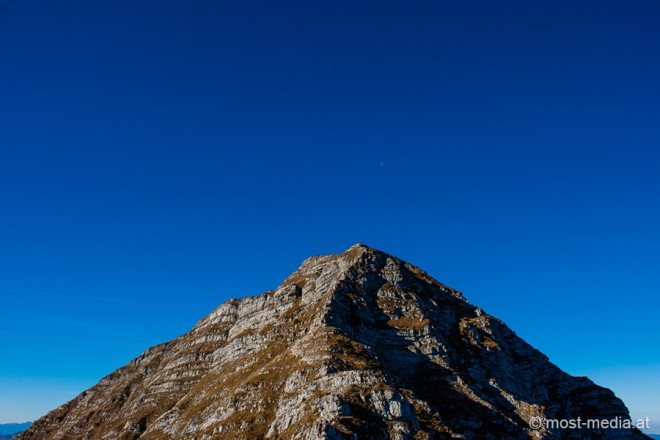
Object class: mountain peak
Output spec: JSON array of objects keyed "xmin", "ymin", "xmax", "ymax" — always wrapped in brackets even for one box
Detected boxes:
[
  {"xmin": 346, "ymin": 242, "xmax": 370, "ymax": 251},
  {"xmin": 18, "ymin": 248, "xmax": 649, "ymax": 440},
  {"xmin": 296, "ymin": 243, "xmax": 378, "ymax": 268}
]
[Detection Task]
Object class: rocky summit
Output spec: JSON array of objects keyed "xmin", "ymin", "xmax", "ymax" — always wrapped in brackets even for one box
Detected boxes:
[{"xmin": 19, "ymin": 245, "xmax": 648, "ymax": 439}]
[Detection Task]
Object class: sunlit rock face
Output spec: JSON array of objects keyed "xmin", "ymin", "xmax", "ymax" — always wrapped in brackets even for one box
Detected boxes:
[{"xmin": 18, "ymin": 244, "xmax": 649, "ymax": 439}]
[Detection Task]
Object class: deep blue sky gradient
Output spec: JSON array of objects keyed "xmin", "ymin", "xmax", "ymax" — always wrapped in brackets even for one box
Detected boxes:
[{"xmin": 1, "ymin": 0, "xmax": 659, "ymax": 427}]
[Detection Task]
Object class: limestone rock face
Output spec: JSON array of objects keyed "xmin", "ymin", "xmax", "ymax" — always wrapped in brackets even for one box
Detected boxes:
[{"xmin": 18, "ymin": 244, "xmax": 648, "ymax": 439}]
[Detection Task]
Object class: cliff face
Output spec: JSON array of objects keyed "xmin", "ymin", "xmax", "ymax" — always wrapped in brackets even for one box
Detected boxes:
[{"xmin": 19, "ymin": 244, "xmax": 648, "ymax": 439}]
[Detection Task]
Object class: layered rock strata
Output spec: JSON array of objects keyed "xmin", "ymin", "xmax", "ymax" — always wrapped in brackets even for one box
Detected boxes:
[{"xmin": 19, "ymin": 244, "xmax": 648, "ymax": 439}]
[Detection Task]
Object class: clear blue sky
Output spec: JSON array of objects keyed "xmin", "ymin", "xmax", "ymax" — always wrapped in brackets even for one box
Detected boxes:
[{"xmin": 1, "ymin": 0, "xmax": 659, "ymax": 429}]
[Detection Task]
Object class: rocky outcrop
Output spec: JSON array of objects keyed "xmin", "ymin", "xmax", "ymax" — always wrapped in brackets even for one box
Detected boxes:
[{"xmin": 18, "ymin": 244, "xmax": 648, "ymax": 439}]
